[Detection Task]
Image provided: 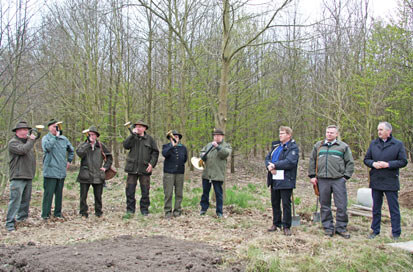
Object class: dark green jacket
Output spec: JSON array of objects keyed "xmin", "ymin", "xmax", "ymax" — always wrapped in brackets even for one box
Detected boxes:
[
  {"xmin": 8, "ymin": 136, "xmax": 37, "ymax": 180},
  {"xmin": 76, "ymin": 141, "xmax": 113, "ymax": 184},
  {"xmin": 123, "ymin": 133, "xmax": 159, "ymax": 175},
  {"xmin": 201, "ymin": 141, "xmax": 232, "ymax": 182},
  {"xmin": 308, "ymin": 140, "xmax": 354, "ymax": 180}
]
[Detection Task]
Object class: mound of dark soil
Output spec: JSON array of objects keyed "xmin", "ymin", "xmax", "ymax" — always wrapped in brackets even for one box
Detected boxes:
[{"xmin": 0, "ymin": 235, "xmax": 242, "ymax": 272}]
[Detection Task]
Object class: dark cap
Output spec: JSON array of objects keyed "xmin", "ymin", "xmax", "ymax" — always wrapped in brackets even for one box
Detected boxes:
[
  {"xmin": 212, "ymin": 128, "xmax": 225, "ymax": 136},
  {"xmin": 133, "ymin": 120, "xmax": 149, "ymax": 130},
  {"xmin": 47, "ymin": 119, "xmax": 58, "ymax": 127},
  {"xmin": 167, "ymin": 130, "xmax": 182, "ymax": 140},
  {"xmin": 88, "ymin": 126, "xmax": 100, "ymax": 137},
  {"xmin": 12, "ymin": 121, "xmax": 31, "ymax": 132}
]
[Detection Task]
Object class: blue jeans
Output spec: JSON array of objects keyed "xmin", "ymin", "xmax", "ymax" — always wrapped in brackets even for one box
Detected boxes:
[
  {"xmin": 200, "ymin": 179, "xmax": 223, "ymax": 215},
  {"xmin": 371, "ymin": 189, "xmax": 401, "ymax": 237},
  {"xmin": 6, "ymin": 179, "xmax": 32, "ymax": 230}
]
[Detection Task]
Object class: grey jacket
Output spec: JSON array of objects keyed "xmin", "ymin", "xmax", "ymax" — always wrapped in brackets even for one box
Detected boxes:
[
  {"xmin": 8, "ymin": 136, "xmax": 37, "ymax": 180},
  {"xmin": 201, "ymin": 141, "xmax": 232, "ymax": 182},
  {"xmin": 308, "ymin": 140, "xmax": 354, "ymax": 180},
  {"xmin": 42, "ymin": 132, "xmax": 74, "ymax": 179}
]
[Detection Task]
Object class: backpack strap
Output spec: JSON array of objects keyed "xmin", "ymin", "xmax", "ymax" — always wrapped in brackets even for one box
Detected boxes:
[
  {"xmin": 315, "ymin": 143, "xmax": 323, "ymax": 177},
  {"xmin": 97, "ymin": 141, "xmax": 107, "ymax": 162}
]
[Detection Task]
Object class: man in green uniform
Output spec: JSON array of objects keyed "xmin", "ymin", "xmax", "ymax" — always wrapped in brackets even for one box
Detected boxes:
[
  {"xmin": 6, "ymin": 121, "xmax": 39, "ymax": 231},
  {"xmin": 76, "ymin": 126, "xmax": 113, "ymax": 218},
  {"xmin": 199, "ymin": 128, "xmax": 232, "ymax": 218},
  {"xmin": 41, "ymin": 119, "xmax": 74, "ymax": 219},
  {"xmin": 123, "ymin": 121, "xmax": 159, "ymax": 216}
]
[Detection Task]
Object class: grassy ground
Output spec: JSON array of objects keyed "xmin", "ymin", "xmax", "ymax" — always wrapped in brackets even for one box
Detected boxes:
[{"xmin": 1, "ymin": 157, "xmax": 412, "ymax": 271}]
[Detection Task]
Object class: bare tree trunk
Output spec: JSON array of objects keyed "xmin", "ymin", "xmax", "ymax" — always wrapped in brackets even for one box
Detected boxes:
[
  {"xmin": 216, "ymin": 0, "xmax": 230, "ymax": 132},
  {"xmin": 146, "ymin": 1, "xmax": 154, "ymax": 129},
  {"xmin": 166, "ymin": 0, "xmax": 173, "ymax": 128}
]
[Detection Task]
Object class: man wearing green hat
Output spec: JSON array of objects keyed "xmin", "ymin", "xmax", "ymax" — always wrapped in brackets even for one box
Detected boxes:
[
  {"xmin": 41, "ymin": 119, "xmax": 74, "ymax": 219},
  {"xmin": 199, "ymin": 128, "xmax": 232, "ymax": 218},
  {"xmin": 5, "ymin": 121, "xmax": 38, "ymax": 231},
  {"xmin": 162, "ymin": 130, "xmax": 188, "ymax": 218},
  {"xmin": 76, "ymin": 126, "xmax": 113, "ymax": 218},
  {"xmin": 123, "ymin": 121, "xmax": 159, "ymax": 216}
]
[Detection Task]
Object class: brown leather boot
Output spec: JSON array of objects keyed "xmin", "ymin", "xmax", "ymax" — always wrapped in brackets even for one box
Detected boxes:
[
  {"xmin": 283, "ymin": 228, "xmax": 292, "ymax": 236},
  {"xmin": 267, "ymin": 225, "xmax": 278, "ymax": 232},
  {"xmin": 335, "ymin": 230, "xmax": 350, "ymax": 239}
]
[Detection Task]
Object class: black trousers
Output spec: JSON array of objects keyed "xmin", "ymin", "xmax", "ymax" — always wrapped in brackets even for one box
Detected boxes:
[
  {"xmin": 126, "ymin": 174, "xmax": 150, "ymax": 214},
  {"xmin": 80, "ymin": 183, "xmax": 103, "ymax": 216},
  {"xmin": 271, "ymin": 188, "xmax": 292, "ymax": 228}
]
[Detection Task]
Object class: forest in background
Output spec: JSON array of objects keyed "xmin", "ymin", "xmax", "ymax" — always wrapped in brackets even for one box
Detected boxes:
[{"xmin": 1, "ymin": 0, "xmax": 412, "ymax": 192}]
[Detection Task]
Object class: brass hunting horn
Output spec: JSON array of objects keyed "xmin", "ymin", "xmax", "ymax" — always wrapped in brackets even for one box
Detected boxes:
[
  {"xmin": 82, "ymin": 129, "xmax": 90, "ymax": 142},
  {"xmin": 30, "ymin": 125, "xmax": 44, "ymax": 139},
  {"xmin": 124, "ymin": 121, "xmax": 134, "ymax": 135},
  {"xmin": 55, "ymin": 121, "xmax": 63, "ymax": 135},
  {"xmin": 166, "ymin": 130, "xmax": 177, "ymax": 143},
  {"xmin": 190, "ymin": 145, "xmax": 215, "ymax": 171}
]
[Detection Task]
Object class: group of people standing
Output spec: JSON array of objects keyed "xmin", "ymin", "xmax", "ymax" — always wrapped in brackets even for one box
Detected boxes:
[
  {"xmin": 5, "ymin": 119, "xmax": 231, "ymax": 231},
  {"xmin": 6, "ymin": 119, "xmax": 76, "ymax": 232},
  {"xmin": 265, "ymin": 123, "xmax": 408, "ymax": 240},
  {"xmin": 5, "ymin": 119, "xmax": 408, "ymax": 241}
]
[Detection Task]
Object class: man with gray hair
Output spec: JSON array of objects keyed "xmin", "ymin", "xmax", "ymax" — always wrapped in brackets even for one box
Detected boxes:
[
  {"xmin": 364, "ymin": 122, "xmax": 408, "ymax": 240},
  {"xmin": 308, "ymin": 125, "xmax": 354, "ymax": 238}
]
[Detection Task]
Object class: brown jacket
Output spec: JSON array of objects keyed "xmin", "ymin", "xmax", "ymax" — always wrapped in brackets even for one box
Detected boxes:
[
  {"xmin": 123, "ymin": 133, "xmax": 159, "ymax": 175},
  {"xmin": 76, "ymin": 141, "xmax": 113, "ymax": 184}
]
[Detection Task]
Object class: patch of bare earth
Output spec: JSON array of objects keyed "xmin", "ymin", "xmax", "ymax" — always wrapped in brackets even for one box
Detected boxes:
[{"xmin": 0, "ymin": 235, "xmax": 235, "ymax": 272}]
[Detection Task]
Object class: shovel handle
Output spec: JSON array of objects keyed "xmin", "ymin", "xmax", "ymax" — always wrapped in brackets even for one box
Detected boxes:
[{"xmin": 313, "ymin": 184, "xmax": 319, "ymax": 196}]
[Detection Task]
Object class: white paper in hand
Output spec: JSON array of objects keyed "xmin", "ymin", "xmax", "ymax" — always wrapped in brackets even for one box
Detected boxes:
[{"xmin": 272, "ymin": 170, "xmax": 284, "ymax": 180}]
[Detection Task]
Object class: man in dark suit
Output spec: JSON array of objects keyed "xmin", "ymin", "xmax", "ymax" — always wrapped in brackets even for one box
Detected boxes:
[{"xmin": 364, "ymin": 122, "xmax": 408, "ymax": 240}]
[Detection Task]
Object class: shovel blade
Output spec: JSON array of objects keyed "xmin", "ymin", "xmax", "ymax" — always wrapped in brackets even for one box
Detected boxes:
[
  {"xmin": 313, "ymin": 212, "xmax": 321, "ymax": 223},
  {"xmin": 291, "ymin": 216, "xmax": 301, "ymax": 227}
]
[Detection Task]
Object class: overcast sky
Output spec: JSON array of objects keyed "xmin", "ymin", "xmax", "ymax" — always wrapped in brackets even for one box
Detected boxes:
[
  {"xmin": 0, "ymin": 0, "xmax": 401, "ymax": 30},
  {"xmin": 246, "ymin": 0, "xmax": 399, "ymax": 23},
  {"xmin": 299, "ymin": 0, "xmax": 398, "ymax": 21},
  {"xmin": 369, "ymin": 0, "xmax": 398, "ymax": 20}
]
